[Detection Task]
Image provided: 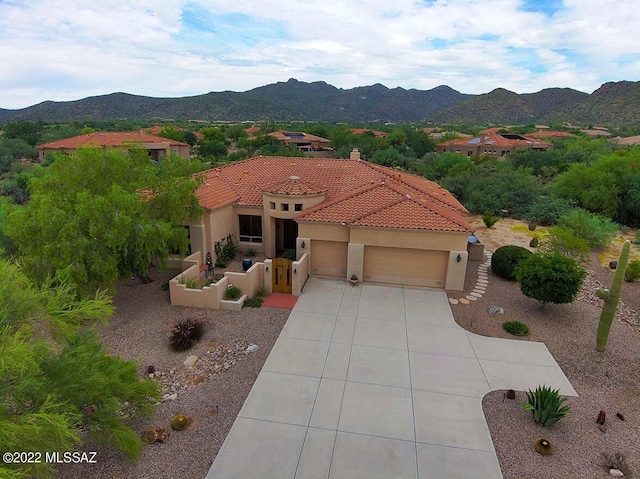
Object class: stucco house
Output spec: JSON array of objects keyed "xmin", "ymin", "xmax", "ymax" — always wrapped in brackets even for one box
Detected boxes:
[
  {"xmin": 436, "ymin": 130, "xmax": 552, "ymax": 157},
  {"xmin": 37, "ymin": 131, "xmax": 191, "ymax": 162},
  {"xmin": 186, "ymin": 149, "xmax": 473, "ymax": 292}
]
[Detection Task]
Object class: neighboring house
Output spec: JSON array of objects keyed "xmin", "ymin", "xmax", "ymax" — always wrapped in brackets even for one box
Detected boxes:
[
  {"xmin": 529, "ymin": 130, "xmax": 573, "ymax": 139},
  {"xmin": 36, "ymin": 131, "xmax": 191, "ymax": 161},
  {"xmin": 611, "ymin": 135, "xmax": 640, "ymax": 147},
  {"xmin": 145, "ymin": 125, "xmax": 204, "ymax": 141},
  {"xmin": 436, "ymin": 131, "xmax": 553, "ymax": 157},
  {"xmin": 351, "ymin": 128, "xmax": 388, "ymax": 138},
  {"xmin": 187, "ymin": 150, "xmax": 473, "ymax": 291},
  {"xmin": 268, "ymin": 130, "xmax": 331, "ymax": 151}
]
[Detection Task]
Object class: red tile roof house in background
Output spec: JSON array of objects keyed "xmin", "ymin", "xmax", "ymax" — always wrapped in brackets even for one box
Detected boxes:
[
  {"xmin": 171, "ymin": 149, "xmax": 474, "ymax": 309},
  {"xmin": 436, "ymin": 130, "xmax": 553, "ymax": 157},
  {"xmin": 268, "ymin": 130, "xmax": 332, "ymax": 152},
  {"xmin": 350, "ymin": 128, "xmax": 388, "ymax": 138},
  {"xmin": 36, "ymin": 131, "xmax": 191, "ymax": 162}
]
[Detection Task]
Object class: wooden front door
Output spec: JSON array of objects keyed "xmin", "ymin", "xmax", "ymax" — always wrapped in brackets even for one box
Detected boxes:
[{"xmin": 272, "ymin": 258, "xmax": 293, "ymax": 293}]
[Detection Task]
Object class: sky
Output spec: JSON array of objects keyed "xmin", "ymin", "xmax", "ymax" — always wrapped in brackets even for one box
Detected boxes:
[{"xmin": 1, "ymin": 0, "xmax": 639, "ymax": 110}]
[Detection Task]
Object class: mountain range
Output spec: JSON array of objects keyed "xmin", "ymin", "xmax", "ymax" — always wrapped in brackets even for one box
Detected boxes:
[{"xmin": 1, "ymin": 79, "xmax": 639, "ymax": 126}]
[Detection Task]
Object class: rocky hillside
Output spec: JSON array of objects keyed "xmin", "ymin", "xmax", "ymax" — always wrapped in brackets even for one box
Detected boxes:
[{"xmin": 0, "ymin": 79, "xmax": 638, "ymax": 126}]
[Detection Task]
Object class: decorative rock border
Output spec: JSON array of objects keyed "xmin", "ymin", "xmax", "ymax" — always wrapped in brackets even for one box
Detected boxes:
[{"xmin": 449, "ymin": 251, "xmax": 492, "ymax": 306}]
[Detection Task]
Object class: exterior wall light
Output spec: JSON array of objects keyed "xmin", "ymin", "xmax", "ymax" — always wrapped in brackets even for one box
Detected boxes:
[
  {"xmin": 456, "ymin": 254, "xmax": 462, "ymax": 263},
  {"xmin": 293, "ymin": 269, "xmax": 297, "ymax": 274},
  {"xmin": 301, "ymin": 241, "xmax": 306, "ymax": 249}
]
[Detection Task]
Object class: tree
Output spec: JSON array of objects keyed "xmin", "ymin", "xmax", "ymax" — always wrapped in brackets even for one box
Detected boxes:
[
  {"xmin": 0, "ymin": 258, "xmax": 158, "ymax": 479},
  {"xmin": 6, "ymin": 148, "xmax": 204, "ymax": 294},
  {"xmin": 557, "ymin": 209, "xmax": 618, "ymax": 248},
  {"xmin": 516, "ymin": 254, "xmax": 586, "ymax": 305}
]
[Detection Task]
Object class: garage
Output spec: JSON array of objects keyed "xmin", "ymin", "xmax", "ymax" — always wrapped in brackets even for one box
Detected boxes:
[
  {"xmin": 310, "ymin": 240, "xmax": 348, "ymax": 277},
  {"xmin": 363, "ymin": 246, "xmax": 448, "ymax": 288}
]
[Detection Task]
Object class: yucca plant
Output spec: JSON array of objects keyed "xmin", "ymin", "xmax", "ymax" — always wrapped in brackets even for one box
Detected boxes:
[{"xmin": 522, "ymin": 385, "xmax": 570, "ymax": 426}]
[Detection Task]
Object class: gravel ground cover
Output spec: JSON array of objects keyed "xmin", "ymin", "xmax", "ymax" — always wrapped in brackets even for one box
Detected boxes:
[
  {"xmin": 455, "ymin": 236, "xmax": 639, "ymax": 478},
  {"xmin": 55, "ymin": 269, "xmax": 290, "ymax": 479}
]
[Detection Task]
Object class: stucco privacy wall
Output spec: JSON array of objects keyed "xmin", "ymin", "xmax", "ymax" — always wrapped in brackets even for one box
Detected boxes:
[
  {"xmin": 169, "ymin": 252, "xmax": 268, "ymax": 310},
  {"xmin": 292, "ymin": 253, "xmax": 309, "ymax": 296}
]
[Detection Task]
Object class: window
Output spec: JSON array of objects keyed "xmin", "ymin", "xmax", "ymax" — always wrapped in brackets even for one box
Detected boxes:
[
  {"xmin": 294, "ymin": 203, "xmax": 303, "ymax": 212},
  {"xmin": 281, "ymin": 203, "xmax": 289, "ymax": 212},
  {"xmin": 269, "ymin": 201, "xmax": 276, "ymax": 210},
  {"xmin": 238, "ymin": 215, "xmax": 262, "ymax": 243}
]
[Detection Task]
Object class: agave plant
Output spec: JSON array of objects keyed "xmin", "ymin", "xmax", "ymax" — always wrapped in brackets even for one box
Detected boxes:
[{"xmin": 522, "ymin": 385, "xmax": 571, "ymax": 426}]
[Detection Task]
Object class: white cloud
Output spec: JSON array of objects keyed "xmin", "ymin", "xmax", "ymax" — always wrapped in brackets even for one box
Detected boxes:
[{"xmin": 0, "ymin": 0, "xmax": 638, "ymax": 109}]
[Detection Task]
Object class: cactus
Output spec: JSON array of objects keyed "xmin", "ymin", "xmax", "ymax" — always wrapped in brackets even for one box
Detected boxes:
[
  {"xmin": 595, "ymin": 240, "xmax": 630, "ymax": 352},
  {"xmin": 171, "ymin": 415, "xmax": 191, "ymax": 431},
  {"xmin": 534, "ymin": 438, "xmax": 554, "ymax": 456}
]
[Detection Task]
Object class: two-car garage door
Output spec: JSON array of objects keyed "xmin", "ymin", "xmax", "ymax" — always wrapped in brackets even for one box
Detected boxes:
[
  {"xmin": 310, "ymin": 241, "xmax": 448, "ymax": 288},
  {"xmin": 363, "ymin": 246, "xmax": 448, "ymax": 288}
]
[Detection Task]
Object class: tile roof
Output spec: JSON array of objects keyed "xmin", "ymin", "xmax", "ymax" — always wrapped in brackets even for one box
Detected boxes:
[
  {"xmin": 195, "ymin": 156, "xmax": 471, "ymax": 232},
  {"xmin": 263, "ymin": 176, "xmax": 327, "ymax": 195},
  {"xmin": 38, "ymin": 131, "xmax": 189, "ymax": 150},
  {"xmin": 351, "ymin": 128, "xmax": 388, "ymax": 138},
  {"xmin": 296, "ymin": 180, "xmax": 471, "ymax": 232},
  {"xmin": 437, "ymin": 131, "xmax": 552, "ymax": 149},
  {"xmin": 269, "ymin": 130, "xmax": 330, "ymax": 144}
]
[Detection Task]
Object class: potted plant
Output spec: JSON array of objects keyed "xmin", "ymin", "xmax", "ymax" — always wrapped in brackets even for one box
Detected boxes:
[{"xmin": 350, "ymin": 274, "xmax": 359, "ymax": 286}]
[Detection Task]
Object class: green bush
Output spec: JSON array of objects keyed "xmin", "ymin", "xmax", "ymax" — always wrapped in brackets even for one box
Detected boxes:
[
  {"xmin": 557, "ymin": 209, "xmax": 618, "ymax": 248},
  {"xmin": 255, "ymin": 287, "xmax": 268, "ymax": 298},
  {"xmin": 224, "ymin": 286, "xmax": 242, "ymax": 300},
  {"xmin": 491, "ymin": 245, "xmax": 533, "ymax": 280},
  {"xmin": 538, "ymin": 226, "xmax": 590, "ymax": 263},
  {"xmin": 243, "ymin": 296, "xmax": 263, "ymax": 308},
  {"xmin": 529, "ymin": 237, "xmax": 539, "ymax": 248},
  {"xmin": 516, "ymin": 254, "xmax": 586, "ymax": 305},
  {"xmin": 503, "ymin": 321, "xmax": 530, "ymax": 336},
  {"xmin": 282, "ymin": 249, "xmax": 296, "ymax": 261},
  {"xmin": 522, "ymin": 385, "xmax": 570, "ymax": 426},
  {"xmin": 482, "ymin": 210, "xmax": 499, "ymax": 228},
  {"xmin": 624, "ymin": 259, "xmax": 640, "ymax": 282},
  {"xmin": 525, "ymin": 195, "xmax": 576, "ymax": 226}
]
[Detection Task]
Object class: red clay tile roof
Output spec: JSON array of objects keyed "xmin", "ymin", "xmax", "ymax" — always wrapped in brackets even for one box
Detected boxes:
[
  {"xmin": 146, "ymin": 125, "xmax": 204, "ymax": 140},
  {"xmin": 528, "ymin": 131, "xmax": 573, "ymax": 138},
  {"xmin": 296, "ymin": 180, "xmax": 471, "ymax": 232},
  {"xmin": 269, "ymin": 130, "xmax": 330, "ymax": 144},
  {"xmin": 195, "ymin": 156, "xmax": 471, "ymax": 232},
  {"xmin": 263, "ymin": 176, "xmax": 327, "ymax": 195},
  {"xmin": 38, "ymin": 131, "xmax": 189, "ymax": 150}
]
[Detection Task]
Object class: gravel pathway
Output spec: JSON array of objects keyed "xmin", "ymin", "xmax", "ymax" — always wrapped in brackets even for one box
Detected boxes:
[
  {"xmin": 55, "ymin": 269, "xmax": 290, "ymax": 479},
  {"xmin": 452, "ymin": 254, "xmax": 640, "ymax": 479}
]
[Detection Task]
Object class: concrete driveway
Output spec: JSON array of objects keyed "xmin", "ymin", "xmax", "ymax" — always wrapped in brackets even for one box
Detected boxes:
[{"xmin": 206, "ymin": 278, "xmax": 576, "ymax": 479}]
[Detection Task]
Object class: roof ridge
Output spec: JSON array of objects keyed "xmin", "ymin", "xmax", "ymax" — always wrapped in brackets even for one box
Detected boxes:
[{"xmin": 295, "ymin": 181, "xmax": 384, "ymax": 219}]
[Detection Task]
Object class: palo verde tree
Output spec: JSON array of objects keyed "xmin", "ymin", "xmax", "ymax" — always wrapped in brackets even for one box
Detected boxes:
[
  {"xmin": 5, "ymin": 147, "xmax": 204, "ymax": 294},
  {"xmin": 0, "ymin": 257, "xmax": 159, "ymax": 479}
]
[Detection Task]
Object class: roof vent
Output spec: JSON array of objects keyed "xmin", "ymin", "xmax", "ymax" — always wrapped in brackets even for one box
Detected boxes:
[{"xmin": 289, "ymin": 175, "xmax": 300, "ymax": 180}]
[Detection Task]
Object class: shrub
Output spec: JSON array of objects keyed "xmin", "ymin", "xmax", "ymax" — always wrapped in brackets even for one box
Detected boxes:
[
  {"xmin": 491, "ymin": 245, "xmax": 533, "ymax": 280},
  {"xmin": 245, "ymin": 248, "xmax": 257, "ymax": 258},
  {"xmin": 482, "ymin": 210, "xmax": 499, "ymax": 228},
  {"xmin": 557, "ymin": 209, "xmax": 618, "ymax": 248},
  {"xmin": 222, "ymin": 242, "xmax": 239, "ymax": 261},
  {"xmin": 243, "ymin": 296, "xmax": 263, "ymax": 308},
  {"xmin": 282, "ymin": 249, "xmax": 296, "ymax": 261},
  {"xmin": 169, "ymin": 318, "xmax": 204, "ymax": 351},
  {"xmin": 503, "ymin": 321, "xmax": 530, "ymax": 336},
  {"xmin": 516, "ymin": 254, "xmax": 586, "ymax": 305},
  {"xmin": 538, "ymin": 226, "xmax": 590, "ymax": 263},
  {"xmin": 224, "ymin": 286, "xmax": 242, "ymax": 300},
  {"xmin": 624, "ymin": 259, "xmax": 640, "ymax": 282},
  {"xmin": 525, "ymin": 195, "xmax": 576, "ymax": 226},
  {"xmin": 255, "ymin": 287, "xmax": 268, "ymax": 298},
  {"xmin": 529, "ymin": 237, "xmax": 539, "ymax": 248},
  {"xmin": 522, "ymin": 385, "xmax": 570, "ymax": 426}
]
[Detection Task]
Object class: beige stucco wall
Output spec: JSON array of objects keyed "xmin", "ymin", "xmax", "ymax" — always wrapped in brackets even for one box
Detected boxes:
[
  {"xmin": 201, "ymin": 205, "xmax": 236, "ymax": 260},
  {"xmin": 292, "ymin": 253, "xmax": 309, "ymax": 296},
  {"xmin": 225, "ymin": 262, "xmax": 264, "ymax": 298},
  {"xmin": 445, "ymin": 250, "xmax": 468, "ymax": 291},
  {"xmin": 298, "ymin": 222, "xmax": 350, "ymax": 242},
  {"xmin": 350, "ymin": 227, "xmax": 468, "ymax": 251},
  {"xmin": 347, "ymin": 243, "xmax": 365, "ymax": 282}
]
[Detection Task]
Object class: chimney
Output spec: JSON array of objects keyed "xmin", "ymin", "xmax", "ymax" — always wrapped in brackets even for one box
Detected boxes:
[{"xmin": 350, "ymin": 148, "xmax": 361, "ymax": 161}]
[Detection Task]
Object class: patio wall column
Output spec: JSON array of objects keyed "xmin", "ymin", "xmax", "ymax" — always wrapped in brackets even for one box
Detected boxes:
[
  {"xmin": 347, "ymin": 243, "xmax": 364, "ymax": 282},
  {"xmin": 445, "ymin": 250, "xmax": 467, "ymax": 291}
]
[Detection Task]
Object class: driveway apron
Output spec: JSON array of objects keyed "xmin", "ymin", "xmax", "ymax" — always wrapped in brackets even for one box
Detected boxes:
[{"xmin": 206, "ymin": 278, "xmax": 576, "ymax": 479}]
